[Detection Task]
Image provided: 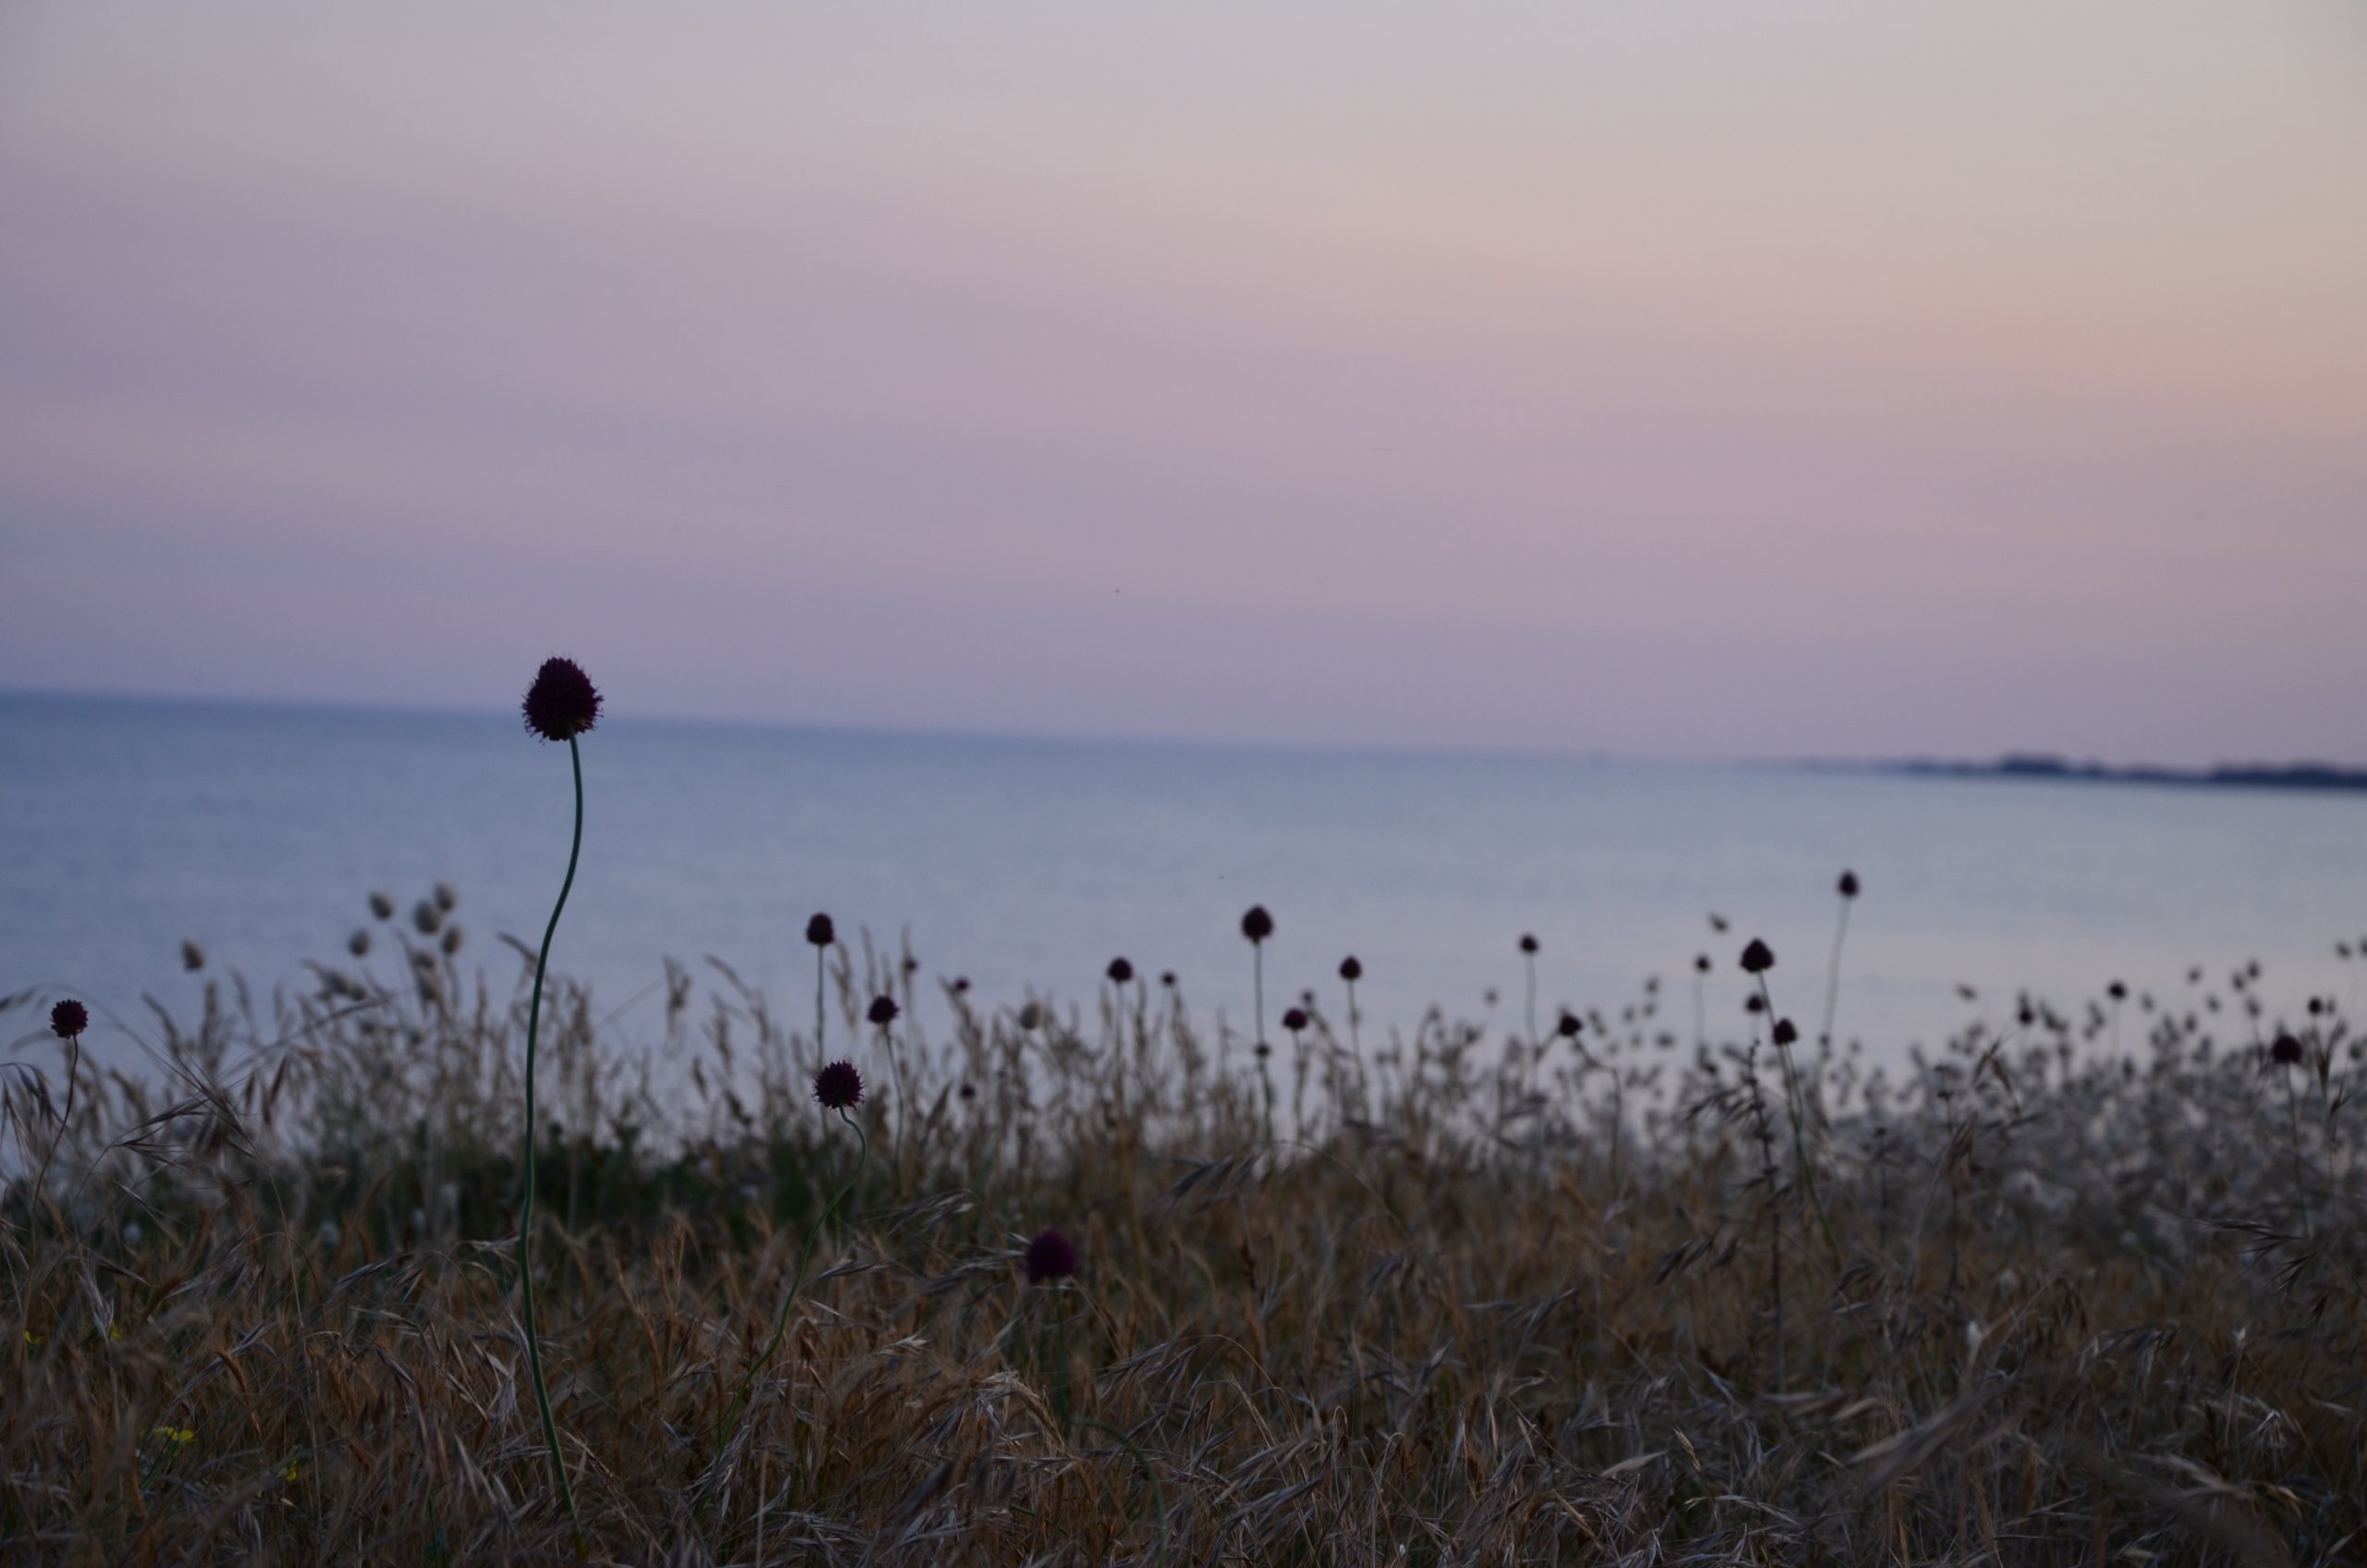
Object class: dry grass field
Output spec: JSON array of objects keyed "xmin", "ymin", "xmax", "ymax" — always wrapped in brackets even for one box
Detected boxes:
[{"xmin": 6, "ymin": 889, "xmax": 2363, "ymax": 1565}]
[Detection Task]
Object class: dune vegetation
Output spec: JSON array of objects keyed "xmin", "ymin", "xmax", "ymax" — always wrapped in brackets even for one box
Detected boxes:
[{"xmin": 5, "ymin": 881, "xmax": 2362, "ymax": 1566}]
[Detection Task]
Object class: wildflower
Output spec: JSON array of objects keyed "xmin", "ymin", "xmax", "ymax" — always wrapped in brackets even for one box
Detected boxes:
[
  {"xmin": 1556, "ymin": 1011, "xmax": 1582, "ymax": 1038},
  {"xmin": 1240, "ymin": 905, "xmax": 1274, "ymax": 943},
  {"xmin": 1695, "ymin": 954, "xmax": 1711, "ymax": 974},
  {"xmin": 349, "ymin": 929, "xmax": 372, "ymax": 957},
  {"xmin": 952, "ymin": 975, "xmax": 971, "ymax": 993},
  {"xmin": 1282, "ymin": 1006, "xmax": 1308, "ymax": 1033},
  {"xmin": 813, "ymin": 1060, "xmax": 864, "ymax": 1110},
  {"xmin": 1519, "ymin": 933, "xmax": 1539, "ymax": 955},
  {"xmin": 1018, "ymin": 1000, "xmax": 1043, "ymax": 1031},
  {"xmin": 1745, "ymin": 994, "xmax": 1766, "ymax": 1015},
  {"xmin": 153, "ymin": 1426, "xmax": 195, "ymax": 1448},
  {"xmin": 805, "ymin": 913, "xmax": 835, "ymax": 947},
  {"xmin": 867, "ymin": 995, "xmax": 899, "ymax": 1026},
  {"xmin": 1160, "ymin": 971, "xmax": 1177, "ymax": 987},
  {"xmin": 1339, "ymin": 956, "xmax": 1362, "ymax": 982},
  {"xmin": 369, "ymin": 890, "xmax": 396, "ymax": 920},
  {"xmin": 50, "ymin": 999, "xmax": 87, "ymax": 1040},
  {"xmin": 1024, "ymin": 1226, "xmax": 1079, "ymax": 1283},
  {"xmin": 1107, "ymin": 957, "xmax": 1134, "ymax": 984},
  {"xmin": 2107, "ymin": 981, "xmax": 2128, "ymax": 1001},
  {"xmin": 434, "ymin": 881, "xmax": 458, "ymax": 912},
  {"xmin": 412, "ymin": 900, "xmax": 441, "ymax": 936},
  {"xmin": 1837, "ymin": 871, "xmax": 1860, "ymax": 899},
  {"xmin": 2271, "ymin": 1034, "xmax": 2304, "ymax": 1066},
  {"xmin": 521, "ymin": 655, "xmax": 602, "ymax": 741},
  {"xmin": 441, "ymin": 924, "xmax": 465, "ymax": 955},
  {"xmin": 1773, "ymin": 1018, "xmax": 1798, "ymax": 1047},
  {"xmin": 282, "ymin": 1458, "xmax": 304, "ymax": 1483},
  {"xmin": 1739, "ymin": 938, "xmax": 1774, "ymax": 974}
]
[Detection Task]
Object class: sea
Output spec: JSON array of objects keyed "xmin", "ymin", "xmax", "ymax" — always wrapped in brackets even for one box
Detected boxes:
[{"xmin": 5, "ymin": 692, "xmax": 2363, "ymax": 1079}]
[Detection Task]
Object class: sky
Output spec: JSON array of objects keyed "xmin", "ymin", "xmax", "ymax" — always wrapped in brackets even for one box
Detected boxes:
[{"xmin": 3, "ymin": 4, "xmax": 2363, "ymax": 766}]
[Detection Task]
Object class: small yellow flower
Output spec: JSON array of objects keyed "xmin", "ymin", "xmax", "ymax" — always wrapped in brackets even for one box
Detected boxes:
[
  {"xmin": 281, "ymin": 1457, "xmax": 303, "ymax": 1483},
  {"xmin": 22, "ymin": 1329, "xmax": 43, "ymax": 1346},
  {"xmin": 152, "ymin": 1426, "xmax": 195, "ymax": 1448},
  {"xmin": 108, "ymin": 1323, "xmax": 126, "ymax": 1341}
]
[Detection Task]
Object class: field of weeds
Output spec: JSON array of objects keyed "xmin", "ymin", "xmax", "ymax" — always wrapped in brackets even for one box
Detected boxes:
[{"xmin": 5, "ymin": 883, "xmax": 2364, "ymax": 1565}]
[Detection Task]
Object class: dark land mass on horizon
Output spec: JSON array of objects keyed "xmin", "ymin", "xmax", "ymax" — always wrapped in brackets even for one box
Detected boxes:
[{"xmin": 1856, "ymin": 753, "xmax": 2367, "ymax": 793}]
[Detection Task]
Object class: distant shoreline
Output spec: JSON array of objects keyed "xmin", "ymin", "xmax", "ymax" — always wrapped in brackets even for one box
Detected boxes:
[{"xmin": 1867, "ymin": 753, "xmax": 2367, "ymax": 794}]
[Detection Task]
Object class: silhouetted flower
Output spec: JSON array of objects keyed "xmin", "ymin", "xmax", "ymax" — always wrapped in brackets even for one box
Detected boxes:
[
  {"xmin": 1739, "ymin": 938, "xmax": 1774, "ymax": 974},
  {"xmin": 1745, "ymin": 994, "xmax": 1766, "ymax": 1015},
  {"xmin": 1695, "ymin": 954, "xmax": 1711, "ymax": 974},
  {"xmin": 1339, "ymin": 956, "xmax": 1362, "ymax": 982},
  {"xmin": 1519, "ymin": 933, "xmax": 1539, "ymax": 955},
  {"xmin": 441, "ymin": 924, "xmax": 465, "ymax": 956},
  {"xmin": 1773, "ymin": 1018, "xmax": 1798, "ymax": 1047},
  {"xmin": 1282, "ymin": 1006, "xmax": 1308, "ymax": 1033},
  {"xmin": 813, "ymin": 1060, "xmax": 864, "ymax": 1109},
  {"xmin": 2271, "ymin": 1034, "xmax": 2304, "ymax": 1066},
  {"xmin": 1107, "ymin": 957, "xmax": 1134, "ymax": 985},
  {"xmin": 958, "ymin": 1081, "xmax": 976, "ymax": 1099},
  {"xmin": 412, "ymin": 900, "xmax": 441, "ymax": 936},
  {"xmin": 867, "ymin": 995, "xmax": 899, "ymax": 1026},
  {"xmin": 1556, "ymin": 1011, "xmax": 1582, "ymax": 1038},
  {"xmin": 369, "ymin": 891, "xmax": 395, "ymax": 921},
  {"xmin": 521, "ymin": 656, "xmax": 602, "ymax": 741},
  {"xmin": 1837, "ymin": 871, "xmax": 1860, "ymax": 899},
  {"xmin": 1241, "ymin": 905, "xmax": 1273, "ymax": 943},
  {"xmin": 349, "ymin": 930, "xmax": 372, "ymax": 957},
  {"xmin": 434, "ymin": 881, "xmax": 458, "ymax": 913},
  {"xmin": 2107, "ymin": 981, "xmax": 2127, "ymax": 1001},
  {"xmin": 1160, "ymin": 971, "xmax": 1177, "ymax": 987},
  {"xmin": 805, "ymin": 913, "xmax": 835, "ymax": 948},
  {"xmin": 1017, "ymin": 1000, "xmax": 1043, "ymax": 1031},
  {"xmin": 50, "ymin": 999, "xmax": 88, "ymax": 1040},
  {"xmin": 180, "ymin": 940, "xmax": 205, "ymax": 973},
  {"xmin": 1024, "ymin": 1226, "xmax": 1079, "ymax": 1283},
  {"xmin": 951, "ymin": 976, "xmax": 971, "ymax": 994}
]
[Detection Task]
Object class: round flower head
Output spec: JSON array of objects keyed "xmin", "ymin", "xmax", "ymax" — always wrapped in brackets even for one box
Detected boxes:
[
  {"xmin": 1695, "ymin": 953, "xmax": 1711, "ymax": 974},
  {"xmin": 1282, "ymin": 1006, "xmax": 1308, "ymax": 1033},
  {"xmin": 804, "ymin": 913, "xmax": 835, "ymax": 948},
  {"xmin": 521, "ymin": 656, "xmax": 602, "ymax": 741},
  {"xmin": 1339, "ymin": 956, "xmax": 1362, "ymax": 982},
  {"xmin": 1024, "ymin": 1226, "xmax": 1079, "ymax": 1283},
  {"xmin": 1745, "ymin": 993, "xmax": 1767, "ymax": 1015},
  {"xmin": 1772, "ymin": 1018, "xmax": 1799, "ymax": 1047},
  {"xmin": 1017, "ymin": 1000, "xmax": 1042, "ymax": 1031},
  {"xmin": 867, "ymin": 995, "xmax": 899, "ymax": 1026},
  {"xmin": 1556, "ymin": 1011, "xmax": 1582, "ymax": 1038},
  {"xmin": 50, "ymin": 999, "xmax": 88, "ymax": 1040},
  {"xmin": 813, "ymin": 1060, "xmax": 864, "ymax": 1109},
  {"xmin": 1254, "ymin": 1041, "xmax": 1272, "ymax": 1059},
  {"xmin": 1837, "ymin": 870, "xmax": 1860, "ymax": 899},
  {"xmin": 951, "ymin": 975, "xmax": 971, "ymax": 994},
  {"xmin": 1107, "ymin": 957, "xmax": 1134, "ymax": 985},
  {"xmin": 1739, "ymin": 938, "xmax": 1775, "ymax": 974},
  {"xmin": 1159, "ymin": 971, "xmax": 1177, "ymax": 988},
  {"xmin": 2271, "ymin": 1033, "xmax": 2304, "ymax": 1066},
  {"xmin": 369, "ymin": 890, "xmax": 396, "ymax": 921},
  {"xmin": 1240, "ymin": 905, "xmax": 1274, "ymax": 944},
  {"xmin": 1519, "ymin": 933, "xmax": 1539, "ymax": 955}
]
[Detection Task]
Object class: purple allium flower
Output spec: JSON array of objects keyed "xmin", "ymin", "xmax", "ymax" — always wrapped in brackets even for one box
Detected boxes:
[
  {"xmin": 1837, "ymin": 870, "xmax": 1860, "ymax": 899},
  {"xmin": 1282, "ymin": 1006, "xmax": 1308, "ymax": 1033},
  {"xmin": 1240, "ymin": 905, "xmax": 1273, "ymax": 944},
  {"xmin": 1556, "ymin": 1011, "xmax": 1582, "ymax": 1038},
  {"xmin": 867, "ymin": 995, "xmax": 899, "ymax": 1026},
  {"xmin": 1772, "ymin": 1018, "xmax": 1799, "ymax": 1047},
  {"xmin": 804, "ymin": 913, "xmax": 835, "ymax": 948},
  {"xmin": 2107, "ymin": 981, "xmax": 2127, "ymax": 1001},
  {"xmin": 2271, "ymin": 1034, "xmax": 2305, "ymax": 1066},
  {"xmin": 521, "ymin": 656, "xmax": 602, "ymax": 742},
  {"xmin": 1024, "ymin": 1226, "xmax": 1079, "ymax": 1283},
  {"xmin": 1519, "ymin": 933, "xmax": 1539, "ymax": 955},
  {"xmin": 1745, "ymin": 994, "xmax": 1767, "ymax": 1015},
  {"xmin": 1339, "ymin": 956, "xmax": 1362, "ymax": 982},
  {"xmin": 1107, "ymin": 957, "xmax": 1134, "ymax": 985},
  {"xmin": 1159, "ymin": 971, "xmax": 1177, "ymax": 987},
  {"xmin": 1739, "ymin": 938, "xmax": 1775, "ymax": 974},
  {"xmin": 50, "ymin": 999, "xmax": 88, "ymax": 1040},
  {"xmin": 813, "ymin": 1060, "xmax": 864, "ymax": 1109},
  {"xmin": 1695, "ymin": 954, "xmax": 1712, "ymax": 974},
  {"xmin": 951, "ymin": 975, "xmax": 971, "ymax": 994}
]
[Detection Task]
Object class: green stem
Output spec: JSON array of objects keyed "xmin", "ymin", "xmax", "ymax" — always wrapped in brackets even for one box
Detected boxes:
[
  {"xmin": 719, "ymin": 1111, "xmax": 869, "ymax": 1458},
  {"xmin": 519, "ymin": 735, "xmax": 583, "ymax": 1529}
]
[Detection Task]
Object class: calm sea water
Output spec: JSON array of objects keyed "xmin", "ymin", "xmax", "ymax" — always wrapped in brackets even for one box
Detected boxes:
[{"xmin": 5, "ymin": 692, "xmax": 2363, "ymax": 1074}]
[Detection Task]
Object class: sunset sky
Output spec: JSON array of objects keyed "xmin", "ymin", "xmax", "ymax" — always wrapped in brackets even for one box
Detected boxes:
[{"xmin": 4, "ymin": 4, "xmax": 2363, "ymax": 764}]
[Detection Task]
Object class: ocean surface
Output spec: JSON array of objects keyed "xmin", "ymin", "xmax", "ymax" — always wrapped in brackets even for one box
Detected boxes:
[{"xmin": 5, "ymin": 692, "xmax": 2363, "ymax": 1079}]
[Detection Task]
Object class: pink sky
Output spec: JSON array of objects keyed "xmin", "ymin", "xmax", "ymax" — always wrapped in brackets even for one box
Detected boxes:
[{"xmin": 4, "ymin": 4, "xmax": 2363, "ymax": 763}]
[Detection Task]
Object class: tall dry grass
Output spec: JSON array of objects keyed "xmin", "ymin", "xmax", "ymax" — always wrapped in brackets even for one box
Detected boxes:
[{"xmin": 4, "ymin": 894, "xmax": 2362, "ymax": 1565}]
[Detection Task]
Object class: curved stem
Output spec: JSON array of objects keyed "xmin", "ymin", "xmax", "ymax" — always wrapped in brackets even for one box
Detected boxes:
[
  {"xmin": 719, "ymin": 1110, "xmax": 869, "ymax": 1457},
  {"xmin": 519, "ymin": 736, "xmax": 583, "ymax": 1528}
]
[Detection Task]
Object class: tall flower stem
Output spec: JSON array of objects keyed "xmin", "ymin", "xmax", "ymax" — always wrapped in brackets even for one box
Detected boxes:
[
  {"xmin": 518, "ymin": 735, "xmax": 583, "ymax": 1528},
  {"xmin": 720, "ymin": 1109, "xmax": 868, "ymax": 1457}
]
